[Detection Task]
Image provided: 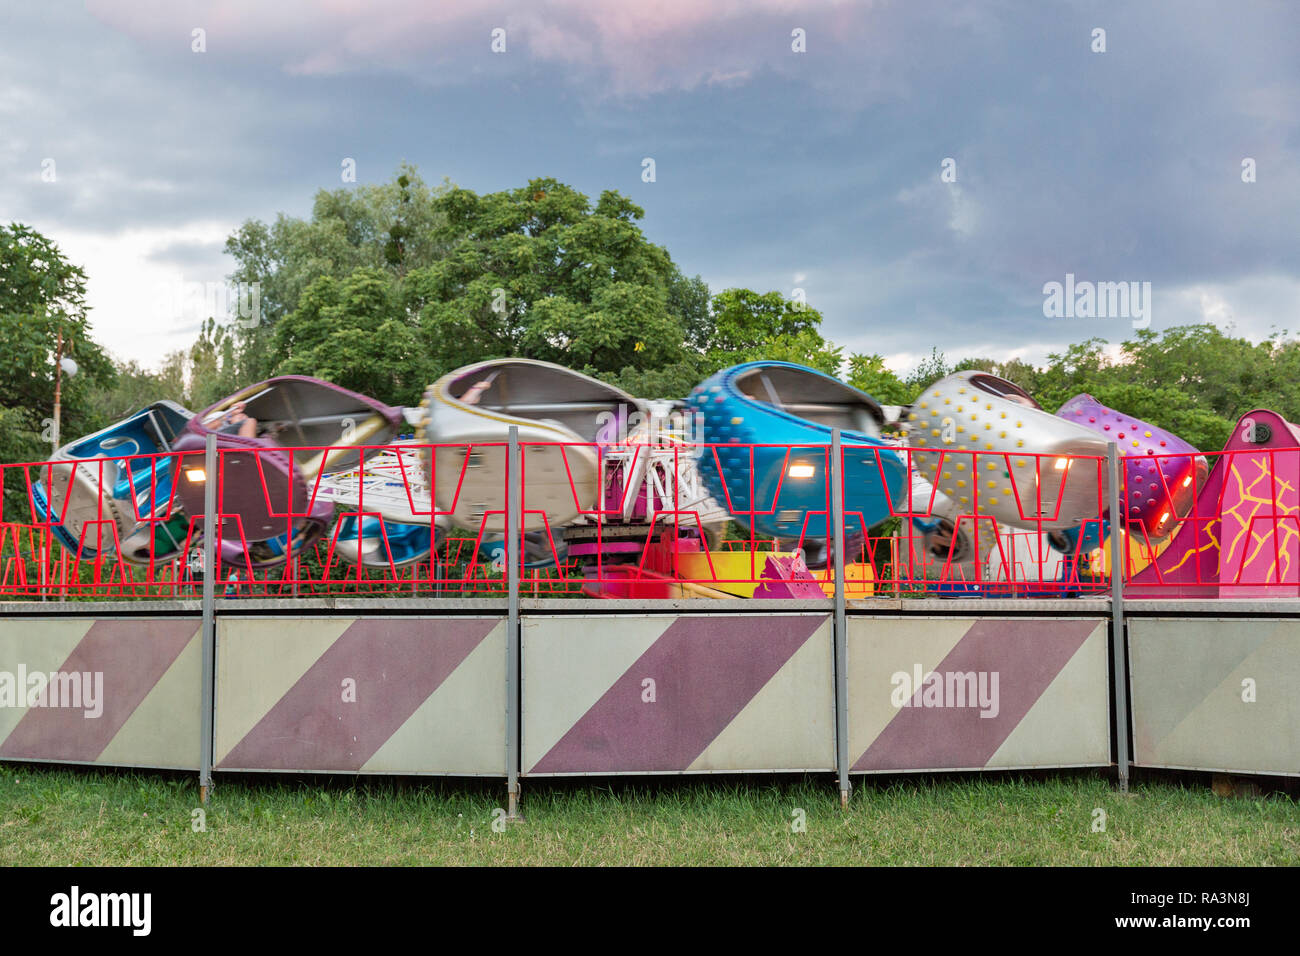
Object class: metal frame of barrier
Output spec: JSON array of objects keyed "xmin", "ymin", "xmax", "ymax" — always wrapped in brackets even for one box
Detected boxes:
[
  {"xmin": 843, "ymin": 611, "xmax": 1112, "ymax": 776},
  {"xmin": 0, "ymin": 606, "xmax": 203, "ymax": 771},
  {"xmin": 3, "ymin": 432, "xmax": 1299, "ymax": 796},
  {"xmin": 1125, "ymin": 603, "xmax": 1300, "ymax": 778},
  {"xmin": 519, "ymin": 609, "xmax": 836, "ymax": 776}
]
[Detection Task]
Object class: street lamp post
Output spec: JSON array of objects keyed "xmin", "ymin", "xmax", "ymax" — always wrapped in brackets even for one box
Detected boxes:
[
  {"xmin": 51, "ymin": 327, "xmax": 78, "ymax": 454},
  {"xmin": 46, "ymin": 327, "xmax": 78, "ymax": 603}
]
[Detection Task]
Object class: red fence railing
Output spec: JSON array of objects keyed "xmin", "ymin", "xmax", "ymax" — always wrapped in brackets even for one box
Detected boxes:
[{"xmin": 3, "ymin": 439, "xmax": 1298, "ymax": 601}]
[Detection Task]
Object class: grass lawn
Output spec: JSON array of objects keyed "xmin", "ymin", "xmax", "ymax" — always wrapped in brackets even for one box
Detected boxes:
[{"xmin": 1, "ymin": 765, "xmax": 1296, "ymax": 866}]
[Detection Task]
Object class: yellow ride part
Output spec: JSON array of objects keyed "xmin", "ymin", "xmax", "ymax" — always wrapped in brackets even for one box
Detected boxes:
[
  {"xmin": 1089, "ymin": 530, "xmax": 1173, "ymax": 578},
  {"xmin": 674, "ymin": 549, "xmax": 875, "ymax": 598}
]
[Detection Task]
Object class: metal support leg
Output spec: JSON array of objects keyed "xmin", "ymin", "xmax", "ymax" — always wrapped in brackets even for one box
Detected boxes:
[
  {"xmin": 505, "ymin": 426, "xmax": 523, "ymax": 822},
  {"xmin": 831, "ymin": 430, "xmax": 851, "ymax": 808},
  {"xmin": 199, "ymin": 433, "xmax": 217, "ymax": 802},
  {"xmin": 1107, "ymin": 442, "xmax": 1130, "ymax": 792}
]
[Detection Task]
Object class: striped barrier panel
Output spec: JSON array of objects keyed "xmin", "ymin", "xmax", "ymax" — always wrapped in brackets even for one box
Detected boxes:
[
  {"xmin": 0, "ymin": 616, "xmax": 202, "ymax": 770},
  {"xmin": 847, "ymin": 616, "xmax": 1110, "ymax": 773},
  {"xmin": 1129, "ymin": 618, "xmax": 1300, "ymax": 776},
  {"xmin": 214, "ymin": 616, "xmax": 506, "ymax": 775},
  {"xmin": 521, "ymin": 613, "xmax": 834, "ymax": 774}
]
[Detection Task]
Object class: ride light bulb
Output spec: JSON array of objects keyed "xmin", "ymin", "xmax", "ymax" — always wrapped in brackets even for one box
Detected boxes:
[
  {"xmin": 787, "ymin": 463, "xmax": 816, "ymax": 479},
  {"xmin": 185, "ymin": 468, "xmax": 207, "ymax": 483},
  {"xmin": 1054, "ymin": 458, "xmax": 1069, "ymax": 470}
]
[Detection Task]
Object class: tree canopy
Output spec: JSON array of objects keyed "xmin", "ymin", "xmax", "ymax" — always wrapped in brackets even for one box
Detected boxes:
[
  {"xmin": 0, "ymin": 223, "xmax": 115, "ymax": 470},
  {"xmin": 223, "ymin": 163, "xmax": 452, "ymax": 384},
  {"xmin": 405, "ymin": 179, "xmax": 697, "ymax": 381}
]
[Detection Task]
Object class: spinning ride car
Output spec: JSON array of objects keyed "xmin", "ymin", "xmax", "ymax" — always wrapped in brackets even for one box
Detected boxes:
[
  {"xmin": 174, "ymin": 376, "xmax": 403, "ymax": 568},
  {"xmin": 30, "ymin": 401, "xmax": 194, "ymax": 564},
  {"xmin": 689, "ymin": 361, "xmax": 906, "ymax": 540},
  {"xmin": 905, "ymin": 371, "xmax": 1110, "ymax": 534},
  {"xmin": 416, "ymin": 359, "xmax": 643, "ymax": 534}
]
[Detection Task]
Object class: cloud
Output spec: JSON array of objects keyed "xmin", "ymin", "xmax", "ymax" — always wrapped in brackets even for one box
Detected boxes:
[
  {"xmin": 84, "ymin": 0, "xmax": 884, "ymax": 98},
  {"xmin": 897, "ymin": 179, "xmax": 980, "ymax": 240},
  {"xmin": 53, "ymin": 222, "xmax": 238, "ymax": 367}
]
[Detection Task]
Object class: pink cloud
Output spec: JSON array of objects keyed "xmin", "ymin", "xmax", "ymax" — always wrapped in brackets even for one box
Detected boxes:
[{"xmin": 86, "ymin": 0, "xmax": 885, "ymax": 97}]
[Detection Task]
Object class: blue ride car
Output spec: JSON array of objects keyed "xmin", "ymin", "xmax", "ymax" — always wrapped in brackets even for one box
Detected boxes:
[{"xmin": 689, "ymin": 361, "xmax": 907, "ymax": 539}]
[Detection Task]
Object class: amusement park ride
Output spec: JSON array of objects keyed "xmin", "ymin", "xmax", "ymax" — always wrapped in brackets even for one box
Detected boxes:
[{"xmin": 15, "ymin": 352, "xmax": 1300, "ymax": 601}]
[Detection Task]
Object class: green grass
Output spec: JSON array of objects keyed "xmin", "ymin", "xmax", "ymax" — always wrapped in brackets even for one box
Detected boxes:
[{"xmin": 1, "ymin": 766, "xmax": 1296, "ymax": 865}]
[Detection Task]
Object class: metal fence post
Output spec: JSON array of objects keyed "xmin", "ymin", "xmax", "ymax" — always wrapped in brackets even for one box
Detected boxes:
[
  {"xmin": 831, "ymin": 429, "xmax": 850, "ymax": 808},
  {"xmin": 199, "ymin": 433, "xmax": 217, "ymax": 802},
  {"xmin": 505, "ymin": 427, "xmax": 523, "ymax": 820},
  {"xmin": 1107, "ymin": 442, "xmax": 1130, "ymax": 792}
]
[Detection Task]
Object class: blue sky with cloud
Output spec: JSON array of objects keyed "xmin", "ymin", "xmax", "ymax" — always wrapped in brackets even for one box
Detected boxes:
[{"xmin": 2, "ymin": 0, "xmax": 1297, "ymax": 376}]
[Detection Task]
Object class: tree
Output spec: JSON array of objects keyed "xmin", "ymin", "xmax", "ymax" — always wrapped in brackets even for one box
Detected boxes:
[
  {"xmin": 670, "ymin": 269, "xmax": 712, "ymax": 350},
  {"xmin": 182, "ymin": 318, "xmax": 245, "ymax": 411},
  {"xmin": 88, "ymin": 357, "xmax": 186, "ymax": 425},
  {"xmin": 947, "ymin": 327, "xmax": 1265, "ymax": 451},
  {"xmin": 1116, "ymin": 325, "xmax": 1300, "ymax": 427},
  {"xmin": 1067, "ymin": 381, "xmax": 1231, "ymax": 453},
  {"xmin": 735, "ymin": 328, "xmax": 844, "ymax": 376},
  {"xmin": 610, "ymin": 288, "xmax": 846, "ymax": 398},
  {"xmin": 603, "ymin": 355, "xmax": 714, "ymax": 401},
  {"xmin": 224, "ymin": 164, "xmax": 453, "ymax": 382},
  {"xmin": 697, "ymin": 288, "xmax": 841, "ymax": 374},
  {"xmin": 951, "ymin": 356, "xmax": 1042, "ymax": 395},
  {"xmin": 904, "ymin": 347, "xmax": 951, "ymax": 394},
  {"xmin": 846, "ymin": 353, "xmax": 913, "ymax": 405},
  {"xmin": 273, "ymin": 268, "xmax": 428, "ymax": 406},
  {"xmin": 0, "ymin": 224, "xmax": 115, "ymax": 475},
  {"xmin": 707, "ymin": 289, "xmax": 821, "ymax": 354},
  {"xmin": 405, "ymin": 179, "xmax": 695, "ymax": 383},
  {"xmin": 1029, "ymin": 338, "xmax": 1114, "ymax": 411}
]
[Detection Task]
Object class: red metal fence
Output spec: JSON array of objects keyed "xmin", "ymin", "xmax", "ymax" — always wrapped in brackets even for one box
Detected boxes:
[{"xmin": 2, "ymin": 439, "xmax": 1297, "ymax": 601}]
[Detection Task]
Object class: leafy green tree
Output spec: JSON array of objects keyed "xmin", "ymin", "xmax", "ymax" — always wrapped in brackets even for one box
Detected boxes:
[
  {"xmin": 405, "ymin": 179, "xmax": 694, "ymax": 382},
  {"xmin": 695, "ymin": 288, "xmax": 841, "ymax": 375},
  {"xmin": 603, "ymin": 355, "xmax": 715, "ymax": 401},
  {"xmin": 904, "ymin": 347, "xmax": 951, "ymax": 394},
  {"xmin": 846, "ymin": 353, "xmax": 913, "ymax": 405},
  {"xmin": 1027, "ymin": 338, "xmax": 1114, "ymax": 410},
  {"xmin": 733, "ymin": 328, "xmax": 843, "ymax": 376},
  {"xmin": 611, "ymin": 289, "xmax": 843, "ymax": 397},
  {"xmin": 670, "ymin": 270, "xmax": 712, "ymax": 351},
  {"xmin": 1116, "ymin": 325, "xmax": 1300, "ymax": 426},
  {"xmin": 273, "ymin": 268, "xmax": 428, "ymax": 406},
  {"xmin": 183, "ymin": 318, "xmax": 245, "ymax": 411},
  {"xmin": 706, "ymin": 288, "xmax": 820, "ymax": 355},
  {"xmin": 946, "ymin": 327, "xmax": 1276, "ymax": 451},
  {"xmin": 226, "ymin": 164, "xmax": 451, "ymax": 328},
  {"xmin": 224, "ymin": 164, "xmax": 453, "ymax": 382},
  {"xmin": 1070, "ymin": 381, "xmax": 1231, "ymax": 453},
  {"xmin": 88, "ymin": 357, "xmax": 187, "ymax": 424},
  {"xmin": 950, "ymin": 356, "xmax": 1042, "ymax": 396},
  {"xmin": 0, "ymin": 224, "xmax": 115, "ymax": 470}
]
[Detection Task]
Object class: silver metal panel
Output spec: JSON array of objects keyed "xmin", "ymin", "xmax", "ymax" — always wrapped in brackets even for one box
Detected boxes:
[
  {"xmin": 1129, "ymin": 617, "xmax": 1300, "ymax": 776},
  {"xmin": 506, "ymin": 426, "xmax": 521, "ymax": 812},
  {"xmin": 1125, "ymin": 599, "xmax": 1300, "ymax": 614}
]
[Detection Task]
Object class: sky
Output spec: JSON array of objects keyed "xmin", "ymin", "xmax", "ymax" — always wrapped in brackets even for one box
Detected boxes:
[{"xmin": 2, "ymin": 0, "xmax": 1298, "ymax": 377}]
